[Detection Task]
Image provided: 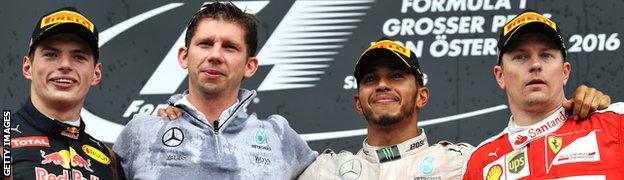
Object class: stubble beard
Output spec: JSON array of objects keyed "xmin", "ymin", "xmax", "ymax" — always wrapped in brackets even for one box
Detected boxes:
[{"xmin": 362, "ymin": 99, "xmax": 416, "ymax": 127}]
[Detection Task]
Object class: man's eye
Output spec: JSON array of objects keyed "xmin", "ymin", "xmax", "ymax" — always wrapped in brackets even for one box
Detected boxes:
[
  {"xmin": 541, "ymin": 53, "xmax": 555, "ymax": 60},
  {"xmin": 224, "ymin": 45, "xmax": 239, "ymax": 52},
  {"xmin": 512, "ymin": 54, "xmax": 529, "ymax": 61},
  {"xmin": 364, "ymin": 76, "xmax": 377, "ymax": 83},
  {"xmin": 74, "ymin": 55, "xmax": 87, "ymax": 61},
  {"xmin": 391, "ymin": 72, "xmax": 404, "ymax": 79},
  {"xmin": 197, "ymin": 41, "xmax": 211, "ymax": 47},
  {"xmin": 43, "ymin": 52, "xmax": 57, "ymax": 58}
]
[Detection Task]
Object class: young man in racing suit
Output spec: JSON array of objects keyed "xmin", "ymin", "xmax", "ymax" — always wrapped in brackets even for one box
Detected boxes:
[
  {"xmin": 113, "ymin": 2, "xmax": 317, "ymax": 179},
  {"xmin": 463, "ymin": 9, "xmax": 623, "ymax": 179},
  {"xmin": 2, "ymin": 7, "xmax": 124, "ymax": 180},
  {"xmin": 297, "ymin": 36, "xmax": 610, "ymax": 179}
]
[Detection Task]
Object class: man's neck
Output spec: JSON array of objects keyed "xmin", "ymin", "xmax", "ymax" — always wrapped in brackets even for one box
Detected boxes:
[
  {"xmin": 30, "ymin": 95, "xmax": 82, "ymax": 122},
  {"xmin": 510, "ymin": 99, "xmax": 564, "ymax": 126},
  {"xmin": 366, "ymin": 115, "xmax": 420, "ymax": 146},
  {"xmin": 187, "ymin": 88, "xmax": 239, "ymax": 124}
]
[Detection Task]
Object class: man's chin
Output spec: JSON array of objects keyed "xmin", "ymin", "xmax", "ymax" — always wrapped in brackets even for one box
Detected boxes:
[
  {"xmin": 198, "ymin": 83, "xmax": 226, "ymax": 94},
  {"xmin": 44, "ymin": 94, "xmax": 82, "ymax": 105},
  {"xmin": 370, "ymin": 114, "xmax": 403, "ymax": 126}
]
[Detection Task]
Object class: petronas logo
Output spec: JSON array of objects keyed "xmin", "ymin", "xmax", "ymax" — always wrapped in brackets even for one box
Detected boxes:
[
  {"xmin": 376, "ymin": 146, "xmax": 401, "ymax": 163},
  {"xmin": 255, "ymin": 128, "xmax": 266, "ymax": 144}
]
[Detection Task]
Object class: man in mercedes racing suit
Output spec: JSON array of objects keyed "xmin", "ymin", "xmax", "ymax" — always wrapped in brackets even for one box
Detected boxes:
[
  {"xmin": 463, "ymin": 9, "xmax": 623, "ymax": 179},
  {"xmin": 298, "ymin": 36, "xmax": 611, "ymax": 180},
  {"xmin": 300, "ymin": 37, "xmax": 474, "ymax": 179},
  {"xmin": 2, "ymin": 7, "xmax": 125, "ymax": 180},
  {"xmin": 112, "ymin": 2, "xmax": 317, "ymax": 179}
]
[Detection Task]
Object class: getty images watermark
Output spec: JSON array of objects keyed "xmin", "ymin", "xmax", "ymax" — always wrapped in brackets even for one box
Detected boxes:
[{"xmin": 3, "ymin": 110, "xmax": 11, "ymax": 176}]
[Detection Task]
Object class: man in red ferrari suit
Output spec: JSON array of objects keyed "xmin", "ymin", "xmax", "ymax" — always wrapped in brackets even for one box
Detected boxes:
[{"xmin": 463, "ymin": 9, "xmax": 624, "ymax": 179}]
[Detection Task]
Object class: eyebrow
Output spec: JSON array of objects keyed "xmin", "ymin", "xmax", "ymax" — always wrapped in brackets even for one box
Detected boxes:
[
  {"xmin": 40, "ymin": 45, "xmax": 60, "ymax": 52},
  {"xmin": 39, "ymin": 45, "xmax": 91, "ymax": 54},
  {"xmin": 507, "ymin": 46, "xmax": 558, "ymax": 53},
  {"xmin": 222, "ymin": 40, "xmax": 242, "ymax": 48}
]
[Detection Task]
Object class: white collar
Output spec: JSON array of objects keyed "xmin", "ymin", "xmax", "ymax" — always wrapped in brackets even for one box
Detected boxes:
[
  {"xmin": 359, "ymin": 128, "xmax": 429, "ymax": 163},
  {"xmin": 506, "ymin": 107, "xmax": 568, "ymax": 150},
  {"xmin": 174, "ymin": 94, "xmax": 240, "ymax": 124},
  {"xmin": 61, "ymin": 118, "xmax": 81, "ymax": 127}
]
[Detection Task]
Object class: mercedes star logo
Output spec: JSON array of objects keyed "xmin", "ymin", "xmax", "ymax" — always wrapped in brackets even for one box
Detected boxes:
[
  {"xmin": 162, "ymin": 127, "xmax": 184, "ymax": 147},
  {"xmin": 339, "ymin": 158, "xmax": 362, "ymax": 179}
]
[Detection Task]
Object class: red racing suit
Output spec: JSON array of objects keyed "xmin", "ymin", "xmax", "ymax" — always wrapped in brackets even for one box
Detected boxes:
[{"xmin": 463, "ymin": 103, "xmax": 624, "ymax": 179}]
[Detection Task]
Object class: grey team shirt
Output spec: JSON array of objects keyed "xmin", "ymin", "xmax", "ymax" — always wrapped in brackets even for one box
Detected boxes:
[{"xmin": 113, "ymin": 89, "xmax": 318, "ymax": 179}]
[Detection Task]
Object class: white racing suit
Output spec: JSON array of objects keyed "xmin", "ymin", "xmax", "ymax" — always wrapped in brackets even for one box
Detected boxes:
[{"xmin": 299, "ymin": 129, "xmax": 473, "ymax": 180}]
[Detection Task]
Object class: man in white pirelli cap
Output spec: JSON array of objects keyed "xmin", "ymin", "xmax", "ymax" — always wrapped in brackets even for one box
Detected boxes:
[{"xmin": 463, "ymin": 9, "xmax": 621, "ymax": 179}]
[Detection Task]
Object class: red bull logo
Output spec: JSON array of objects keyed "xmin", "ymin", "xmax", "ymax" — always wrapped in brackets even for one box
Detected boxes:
[
  {"xmin": 40, "ymin": 147, "xmax": 93, "ymax": 172},
  {"xmin": 40, "ymin": 150, "xmax": 68, "ymax": 168},
  {"xmin": 35, "ymin": 167, "xmax": 99, "ymax": 180},
  {"xmin": 67, "ymin": 127, "xmax": 79, "ymax": 134},
  {"xmin": 61, "ymin": 127, "xmax": 80, "ymax": 139},
  {"xmin": 71, "ymin": 152, "xmax": 93, "ymax": 172}
]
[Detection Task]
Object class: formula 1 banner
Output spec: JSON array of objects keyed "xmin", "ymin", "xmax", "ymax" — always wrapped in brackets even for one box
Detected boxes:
[{"xmin": 1, "ymin": 0, "xmax": 622, "ymax": 152}]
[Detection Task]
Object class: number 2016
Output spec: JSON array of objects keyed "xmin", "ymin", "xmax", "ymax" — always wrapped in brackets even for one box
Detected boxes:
[{"xmin": 569, "ymin": 33, "xmax": 620, "ymax": 53}]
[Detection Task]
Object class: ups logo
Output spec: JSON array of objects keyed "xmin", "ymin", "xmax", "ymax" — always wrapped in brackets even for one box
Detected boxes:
[{"xmin": 507, "ymin": 150, "xmax": 525, "ymax": 173}]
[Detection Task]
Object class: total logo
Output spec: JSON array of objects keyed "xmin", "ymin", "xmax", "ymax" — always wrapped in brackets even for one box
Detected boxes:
[{"xmin": 80, "ymin": 1, "xmax": 374, "ymax": 143}]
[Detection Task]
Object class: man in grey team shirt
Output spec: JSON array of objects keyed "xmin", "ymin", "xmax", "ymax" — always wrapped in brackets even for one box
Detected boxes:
[{"xmin": 113, "ymin": 2, "xmax": 317, "ymax": 179}]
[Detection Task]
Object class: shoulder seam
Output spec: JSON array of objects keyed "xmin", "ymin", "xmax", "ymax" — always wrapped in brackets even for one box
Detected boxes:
[{"xmin": 475, "ymin": 127, "xmax": 508, "ymax": 150}]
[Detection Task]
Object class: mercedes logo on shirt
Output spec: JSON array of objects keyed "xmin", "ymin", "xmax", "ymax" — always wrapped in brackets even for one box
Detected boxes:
[
  {"xmin": 162, "ymin": 127, "xmax": 184, "ymax": 147},
  {"xmin": 339, "ymin": 158, "xmax": 362, "ymax": 179}
]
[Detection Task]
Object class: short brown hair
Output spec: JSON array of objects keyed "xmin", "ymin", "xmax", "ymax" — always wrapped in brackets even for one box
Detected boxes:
[{"xmin": 184, "ymin": 1, "xmax": 259, "ymax": 57}]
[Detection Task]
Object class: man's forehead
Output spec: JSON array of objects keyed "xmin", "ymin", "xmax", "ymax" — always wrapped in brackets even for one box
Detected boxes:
[{"xmin": 194, "ymin": 19, "xmax": 245, "ymax": 42}]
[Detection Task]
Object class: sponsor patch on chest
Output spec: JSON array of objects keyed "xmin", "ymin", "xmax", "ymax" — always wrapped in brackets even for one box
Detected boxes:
[{"xmin": 482, "ymin": 147, "xmax": 530, "ymax": 180}]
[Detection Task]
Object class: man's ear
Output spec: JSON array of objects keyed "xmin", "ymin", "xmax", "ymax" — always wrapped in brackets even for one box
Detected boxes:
[
  {"xmin": 244, "ymin": 57, "xmax": 258, "ymax": 78},
  {"xmin": 493, "ymin": 65, "xmax": 505, "ymax": 90},
  {"xmin": 416, "ymin": 87, "xmax": 429, "ymax": 109},
  {"xmin": 562, "ymin": 61, "xmax": 571, "ymax": 86},
  {"xmin": 354, "ymin": 94, "xmax": 364, "ymax": 116},
  {"xmin": 91, "ymin": 62, "xmax": 103, "ymax": 86},
  {"xmin": 23, "ymin": 56, "xmax": 32, "ymax": 80},
  {"xmin": 178, "ymin": 46, "xmax": 189, "ymax": 69}
]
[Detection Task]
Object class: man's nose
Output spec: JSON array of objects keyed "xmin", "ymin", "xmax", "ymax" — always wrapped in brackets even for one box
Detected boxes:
[
  {"xmin": 529, "ymin": 55, "xmax": 542, "ymax": 73},
  {"xmin": 206, "ymin": 44, "xmax": 225, "ymax": 65},
  {"xmin": 375, "ymin": 78, "xmax": 391, "ymax": 92},
  {"xmin": 57, "ymin": 54, "xmax": 74, "ymax": 72}
]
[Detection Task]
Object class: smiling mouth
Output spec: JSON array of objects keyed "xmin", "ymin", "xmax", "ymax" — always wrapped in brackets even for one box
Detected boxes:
[
  {"xmin": 372, "ymin": 95, "xmax": 399, "ymax": 104},
  {"xmin": 48, "ymin": 77, "xmax": 78, "ymax": 89},
  {"xmin": 49, "ymin": 78, "xmax": 77, "ymax": 84}
]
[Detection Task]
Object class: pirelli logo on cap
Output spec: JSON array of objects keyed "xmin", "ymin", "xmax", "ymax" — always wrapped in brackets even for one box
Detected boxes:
[
  {"xmin": 41, "ymin": 10, "xmax": 94, "ymax": 32},
  {"xmin": 367, "ymin": 40, "xmax": 411, "ymax": 58},
  {"xmin": 503, "ymin": 12, "xmax": 556, "ymax": 36}
]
